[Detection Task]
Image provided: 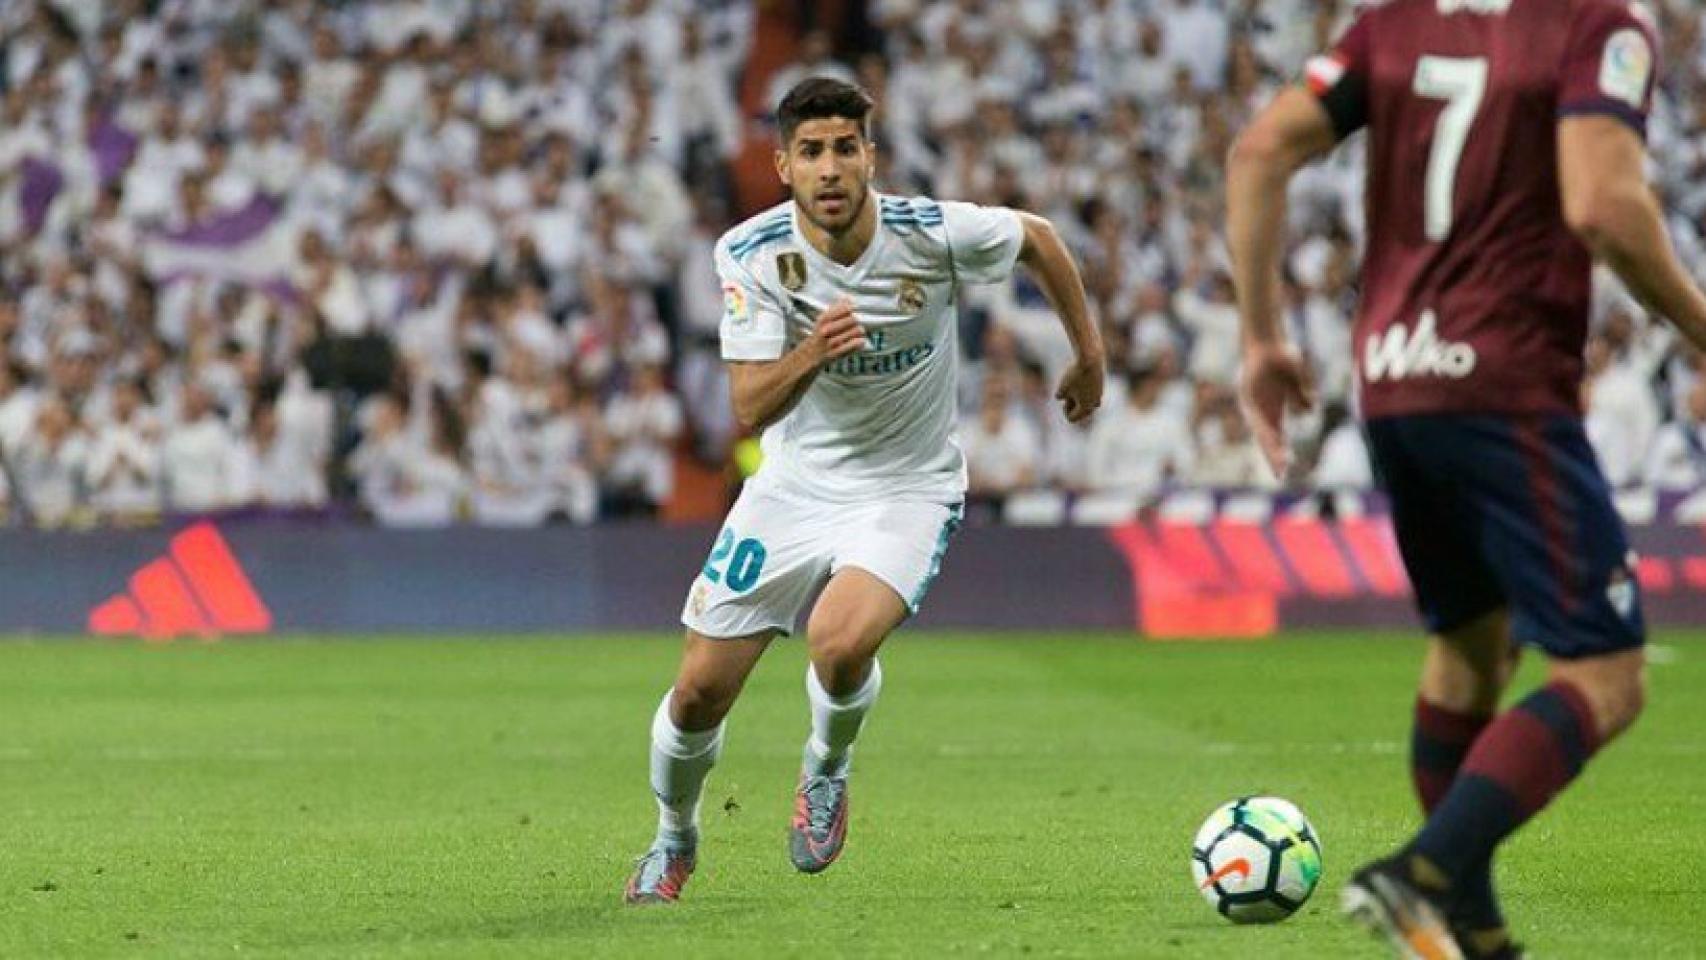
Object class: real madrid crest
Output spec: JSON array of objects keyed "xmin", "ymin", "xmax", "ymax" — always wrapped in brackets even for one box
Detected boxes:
[
  {"xmin": 777, "ymin": 252, "xmax": 807, "ymax": 292},
  {"xmin": 898, "ymin": 278, "xmax": 927, "ymax": 316}
]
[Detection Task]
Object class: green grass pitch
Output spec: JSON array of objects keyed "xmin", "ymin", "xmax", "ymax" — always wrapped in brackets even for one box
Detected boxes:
[{"xmin": 1, "ymin": 632, "xmax": 1701, "ymax": 958}]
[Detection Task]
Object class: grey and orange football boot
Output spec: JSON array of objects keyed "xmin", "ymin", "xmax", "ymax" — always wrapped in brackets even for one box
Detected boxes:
[
  {"xmin": 623, "ymin": 836, "xmax": 696, "ymax": 905},
  {"xmin": 787, "ymin": 775, "xmax": 850, "ymax": 874}
]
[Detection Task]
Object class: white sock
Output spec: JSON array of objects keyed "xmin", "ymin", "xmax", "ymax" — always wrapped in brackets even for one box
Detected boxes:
[
  {"xmin": 803, "ymin": 659, "xmax": 883, "ymax": 779},
  {"xmin": 649, "ymin": 690, "xmax": 723, "ymax": 847}
]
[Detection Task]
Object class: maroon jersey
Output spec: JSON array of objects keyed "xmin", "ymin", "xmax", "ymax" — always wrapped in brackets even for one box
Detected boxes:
[{"xmin": 1305, "ymin": 0, "xmax": 1659, "ymax": 418}]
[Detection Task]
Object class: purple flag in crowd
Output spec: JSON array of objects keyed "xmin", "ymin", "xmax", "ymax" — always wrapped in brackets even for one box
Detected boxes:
[
  {"xmin": 144, "ymin": 195, "xmax": 300, "ymax": 301},
  {"xmin": 18, "ymin": 156, "xmax": 64, "ymax": 235}
]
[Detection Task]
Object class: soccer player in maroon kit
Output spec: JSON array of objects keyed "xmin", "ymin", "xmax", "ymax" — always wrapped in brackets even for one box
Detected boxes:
[{"xmin": 1226, "ymin": 1, "xmax": 1706, "ymax": 957}]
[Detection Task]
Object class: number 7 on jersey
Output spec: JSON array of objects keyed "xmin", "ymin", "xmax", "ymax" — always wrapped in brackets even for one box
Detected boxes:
[{"xmin": 1413, "ymin": 56, "xmax": 1488, "ymax": 243}]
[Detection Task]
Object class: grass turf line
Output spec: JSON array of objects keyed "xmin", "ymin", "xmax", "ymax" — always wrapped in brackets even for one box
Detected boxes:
[{"xmin": 0, "ymin": 632, "xmax": 1700, "ymax": 958}]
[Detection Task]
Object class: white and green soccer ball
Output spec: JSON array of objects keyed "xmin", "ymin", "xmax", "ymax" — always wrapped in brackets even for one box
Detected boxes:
[{"xmin": 1191, "ymin": 796, "xmax": 1324, "ymax": 923}]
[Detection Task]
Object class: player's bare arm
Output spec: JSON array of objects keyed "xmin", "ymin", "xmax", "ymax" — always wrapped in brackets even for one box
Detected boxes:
[
  {"xmin": 1560, "ymin": 116, "xmax": 1706, "ymax": 350},
  {"xmin": 1225, "ymin": 88, "xmax": 1337, "ymax": 475},
  {"xmin": 1014, "ymin": 211, "xmax": 1105, "ymax": 423},
  {"xmin": 727, "ymin": 299, "xmax": 867, "ymax": 432}
]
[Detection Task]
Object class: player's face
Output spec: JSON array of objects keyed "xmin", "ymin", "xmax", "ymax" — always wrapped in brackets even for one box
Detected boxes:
[{"xmin": 777, "ymin": 118, "xmax": 874, "ymax": 236}]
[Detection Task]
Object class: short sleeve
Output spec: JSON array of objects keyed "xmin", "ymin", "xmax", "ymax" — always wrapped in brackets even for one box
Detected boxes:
[
  {"xmin": 1303, "ymin": 14, "xmax": 1372, "ymax": 141},
  {"xmin": 1558, "ymin": 4, "xmax": 1659, "ymax": 138},
  {"xmin": 714, "ymin": 241, "xmax": 788, "ymax": 361},
  {"xmin": 939, "ymin": 201, "xmax": 1024, "ymax": 285}
]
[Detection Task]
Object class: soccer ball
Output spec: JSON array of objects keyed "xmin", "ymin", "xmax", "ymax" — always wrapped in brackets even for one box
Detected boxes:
[{"xmin": 1191, "ymin": 796, "xmax": 1323, "ymax": 923}]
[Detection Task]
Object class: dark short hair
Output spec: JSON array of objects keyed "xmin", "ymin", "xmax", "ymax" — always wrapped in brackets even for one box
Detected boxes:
[{"xmin": 776, "ymin": 77, "xmax": 874, "ymax": 146}]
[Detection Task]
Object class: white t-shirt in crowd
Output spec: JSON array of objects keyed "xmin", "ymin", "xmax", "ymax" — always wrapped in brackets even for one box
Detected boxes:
[
  {"xmin": 162, "ymin": 415, "xmax": 239, "ymax": 511},
  {"xmin": 960, "ymin": 412, "xmax": 1041, "ymax": 493}
]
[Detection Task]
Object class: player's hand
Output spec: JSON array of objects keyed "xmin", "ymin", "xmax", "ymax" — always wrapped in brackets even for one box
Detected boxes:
[
  {"xmin": 808, "ymin": 299, "xmax": 868, "ymax": 364},
  {"xmin": 1238, "ymin": 343, "xmax": 1316, "ymax": 478},
  {"xmin": 1056, "ymin": 355, "xmax": 1105, "ymax": 424}
]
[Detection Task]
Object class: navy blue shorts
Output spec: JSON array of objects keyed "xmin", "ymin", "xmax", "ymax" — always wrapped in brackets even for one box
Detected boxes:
[{"xmin": 1364, "ymin": 413, "xmax": 1644, "ymax": 659}]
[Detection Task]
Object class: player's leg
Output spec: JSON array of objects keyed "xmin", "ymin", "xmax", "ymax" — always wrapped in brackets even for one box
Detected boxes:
[
  {"xmin": 1415, "ymin": 611, "xmax": 1515, "ymax": 807},
  {"xmin": 786, "ymin": 499, "xmax": 962, "ymax": 874},
  {"xmin": 626, "ymin": 629, "xmax": 773, "ymax": 905},
  {"xmin": 785, "ymin": 567, "xmax": 909, "ymax": 874},
  {"xmin": 1408, "ymin": 638, "xmax": 1646, "ymax": 870},
  {"xmin": 1353, "ymin": 415, "xmax": 1646, "ymax": 958},
  {"xmin": 627, "ymin": 481, "xmax": 829, "ymax": 903},
  {"xmin": 1414, "ymin": 611, "xmax": 1520, "ymax": 953},
  {"xmin": 805, "ymin": 566, "xmax": 909, "ymax": 767},
  {"xmin": 1546, "ymin": 645, "xmax": 1645, "ymax": 742},
  {"xmin": 653, "ymin": 630, "xmax": 775, "ymax": 842},
  {"xmin": 1363, "ymin": 417, "xmax": 1515, "ymax": 806},
  {"xmin": 1406, "ymin": 416, "xmax": 1644, "ymax": 910},
  {"xmin": 1396, "ymin": 643, "xmax": 1642, "ymax": 959},
  {"xmin": 1344, "ymin": 415, "xmax": 1514, "ymax": 958}
]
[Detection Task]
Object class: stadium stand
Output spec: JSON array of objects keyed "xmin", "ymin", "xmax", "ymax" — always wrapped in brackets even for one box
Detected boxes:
[{"xmin": 0, "ymin": 0, "xmax": 1702, "ymax": 528}]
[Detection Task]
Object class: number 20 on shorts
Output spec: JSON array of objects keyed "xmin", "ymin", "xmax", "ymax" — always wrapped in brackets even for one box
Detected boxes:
[{"xmin": 702, "ymin": 529, "xmax": 767, "ymax": 593}]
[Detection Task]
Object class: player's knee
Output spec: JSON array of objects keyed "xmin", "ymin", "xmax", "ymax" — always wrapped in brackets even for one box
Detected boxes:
[
  {"xmin": 1604, "ymin": 666, "xmax": 1647, "ymax": 739},
  {"xmin": 807, "ymin": 621, "xmax": 873, "ymax": 691},
  {"xmin": 1590, "ymin": 676, "xmax": 1644, "ymax": 743},
  {"xmin": 670, "ymin": 678, "xmax": 738, "ymax": 729},
  {"xmin": 1563, "ymin": 654, "xmax": 1647, "ymax": 743},
  {"xmin": 810, "ymin": 639, "xmax": 868, "ymax": 687}
]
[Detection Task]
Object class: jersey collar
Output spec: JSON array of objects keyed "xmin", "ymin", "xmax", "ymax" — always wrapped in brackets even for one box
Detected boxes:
[{"xmin": 790, "ymin": 189, "xmax": 886, "ymax": 279}]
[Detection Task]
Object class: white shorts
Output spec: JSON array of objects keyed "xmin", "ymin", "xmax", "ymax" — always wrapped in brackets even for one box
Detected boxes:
[{"xmin": 680, "ymin": 480, "xmax": 964, "ymax": 639}]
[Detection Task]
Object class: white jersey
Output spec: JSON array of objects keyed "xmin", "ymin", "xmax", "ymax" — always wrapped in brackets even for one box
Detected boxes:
[{"xmin": 715, "ymin": 192, "xmax": 1024, "ymax": 503}]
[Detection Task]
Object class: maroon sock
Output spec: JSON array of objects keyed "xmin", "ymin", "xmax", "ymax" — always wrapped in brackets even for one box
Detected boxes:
[
  {"xmin": 1412, "ymin": 682, "xmax": 1600, "ymax": 884},
  {"xmin": 1411, "ymin": 697, "xmax": 1493, "ymax": 813},
  {"xmin": 1412, "ymin": 697, "xmax": 1502, "ymax": 929}
]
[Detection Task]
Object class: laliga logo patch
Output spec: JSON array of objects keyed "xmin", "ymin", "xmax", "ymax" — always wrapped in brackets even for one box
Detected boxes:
[
  {"xmin": 898, "ymin": 279, "xmax": 927, "ymax": 316},
  {"xmin": 722, "ymin": 283, "xmax": 750, "ymax": 327},
  {"xmin": 777, "ymin": 252, "xmax": 807, "ymax": 292},
  {"xmin": 1599, "ymin": 29, "xmax": 1652, "ymax": 108}
]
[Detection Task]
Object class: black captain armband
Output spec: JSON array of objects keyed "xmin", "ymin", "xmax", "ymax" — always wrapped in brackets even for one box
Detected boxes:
[
  {"xmin": 1316, "ymin": 74, "xmax": 1369, "ymax": 140},
  {"xmin": 1305, "ymin": 56, "xmax": 1369, "ymax": 140}
]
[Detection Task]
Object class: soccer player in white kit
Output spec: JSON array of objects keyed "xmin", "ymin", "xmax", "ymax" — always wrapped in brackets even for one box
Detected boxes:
[{"xmin": 624, "ymin": 78, "xmax": 1106, "ymax": 904}]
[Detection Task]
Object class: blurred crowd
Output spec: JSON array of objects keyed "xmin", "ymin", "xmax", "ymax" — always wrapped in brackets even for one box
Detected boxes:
[{"xmin": 1, "ymin": 0, "xmax": 1704, "ymax": 529}]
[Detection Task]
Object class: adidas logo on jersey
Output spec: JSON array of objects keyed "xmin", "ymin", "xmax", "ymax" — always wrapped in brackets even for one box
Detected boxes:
[{"xmin": 1362, "ymin": 310, "xmax": 1477, "ymax": 383}]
